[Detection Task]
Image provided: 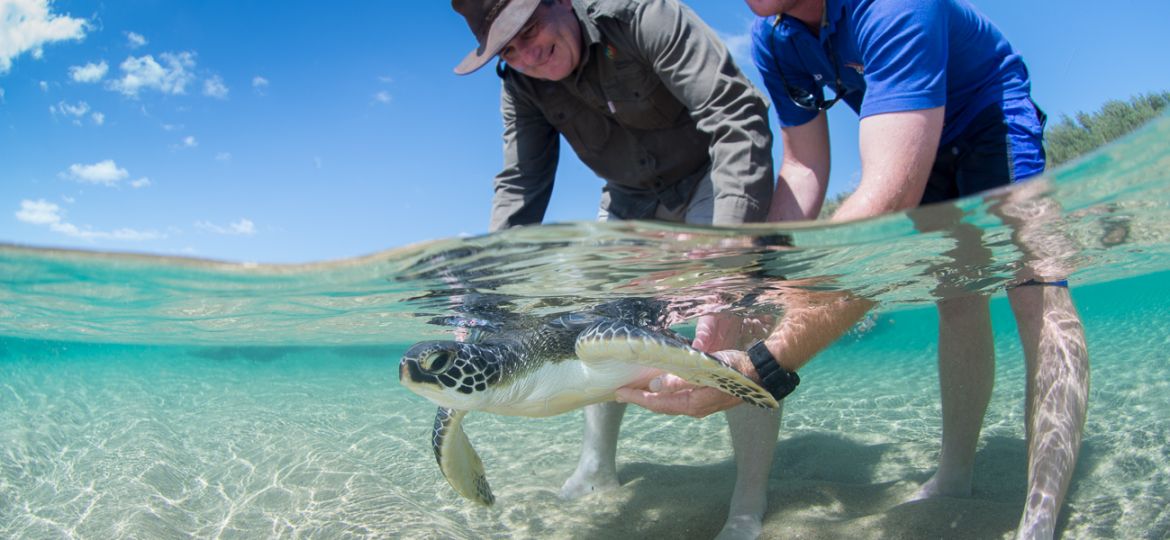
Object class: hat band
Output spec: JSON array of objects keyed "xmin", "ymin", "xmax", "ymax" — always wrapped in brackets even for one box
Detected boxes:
[{"xmin": 482, "ymin": 0, "xmax": 510, "ymax": 37}]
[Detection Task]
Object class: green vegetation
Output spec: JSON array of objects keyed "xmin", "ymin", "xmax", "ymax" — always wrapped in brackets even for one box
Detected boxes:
[
  {"xmin": 1044, "ymin": 91, "xmax": 1170, "ymax": 167},
  {"xmin": 812, "ymin": 91, "xmax": 1169, "ymax": 219}
]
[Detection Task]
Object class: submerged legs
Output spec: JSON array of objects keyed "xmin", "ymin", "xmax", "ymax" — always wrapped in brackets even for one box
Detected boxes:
[
  {"xmin": 718, "ymin": 402, "xmax": 782, "ymax": 540},
  {"xmin": 913, "ymin": 294, "xmax": 996, "ymax": 500},
  {"xmin": 1009, "ymin": 285, "xmax": 1089, "ymax": 540},
  {"xmin": 561, "ymin": 400, "xmax": 781, "ymax": 540},
  {"xmin": 909, "ymin": 286, "xmax": 1089, "ymax": 540},
  {"xmin": 560, "ymin": 401, "xmax": 626, "ymax": 499}
]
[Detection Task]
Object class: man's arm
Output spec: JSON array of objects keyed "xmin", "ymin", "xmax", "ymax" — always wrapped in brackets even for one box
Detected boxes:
[
  {"xmin": 616, "ymin": 289, "xmax": 872, "ymax": 417},
  {"xmin": 832, "ymin": 107, "xmax": 945, "ymax": 221},
  {"xmin": 618, "ymin": 109, "xmax": 944, "ymax": 417},
  {"xmin": 770, "ymin": 112, "xmax": 831, "ymax": 221},
  {"xmin": 490, "ymin": 78, "xmax": 561, "ymax": 232}
]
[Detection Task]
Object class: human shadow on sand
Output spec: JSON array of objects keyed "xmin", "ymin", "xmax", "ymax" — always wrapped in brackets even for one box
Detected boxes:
[{"xmin": 562, "ymin": 432, "xmax": 1097, "ymax": 540}]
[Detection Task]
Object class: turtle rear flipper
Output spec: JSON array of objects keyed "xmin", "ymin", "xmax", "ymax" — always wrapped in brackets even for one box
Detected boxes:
[
  {"xmin": 433, "ymin": 407, "xmax": 494, "ymax": 505},
  {"xmin": 575, "ymin": 320, "xmax": 779, "ymax": 409}
]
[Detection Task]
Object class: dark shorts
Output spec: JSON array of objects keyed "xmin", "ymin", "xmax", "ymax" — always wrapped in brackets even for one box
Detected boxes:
[{"xmin": 919, "ymin": 97, "xmax": 1048, "ymax": 205}]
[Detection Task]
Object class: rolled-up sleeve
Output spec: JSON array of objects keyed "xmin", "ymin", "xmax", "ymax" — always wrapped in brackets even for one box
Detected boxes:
[
  {"xmin": 627, "ymin": 0, "xmax": 774, "ymax": 225},
  {"xmin": 490, "ymin": 79, "xmax": 561, "ymax": 232}
]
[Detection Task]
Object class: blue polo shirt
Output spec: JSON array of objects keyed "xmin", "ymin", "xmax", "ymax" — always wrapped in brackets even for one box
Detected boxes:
[{"xmin": 751, "ymin": 0, "xmax": 1032, "ymax": 146}]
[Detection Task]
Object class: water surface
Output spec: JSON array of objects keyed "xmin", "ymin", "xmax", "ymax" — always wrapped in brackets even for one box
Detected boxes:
[{"xmin": 1, "ymin": 115, "xmax": 1168, "ymax": 538}]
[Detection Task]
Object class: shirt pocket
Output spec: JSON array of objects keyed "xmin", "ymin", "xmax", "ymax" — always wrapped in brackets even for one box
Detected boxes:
[
  {"xmin": 602, "ymin": 60, "xmax": 685, "ymax": 130},
  {"xmin": 538, "ymin": 86, "xmax": 611, "ymax": 155}
]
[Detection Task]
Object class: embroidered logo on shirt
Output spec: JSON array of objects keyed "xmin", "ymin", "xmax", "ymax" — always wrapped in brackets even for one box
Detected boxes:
[
  {"xmin": 845, "ymin": 62, "xmax": 865, "ymax": 75},
  {"xmin": 605, "ymin": 44, "xmax": 618, "ymax": 59}
]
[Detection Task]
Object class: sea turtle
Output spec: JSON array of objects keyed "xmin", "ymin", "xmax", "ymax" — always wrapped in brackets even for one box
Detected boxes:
[{"xmin": 398, "ymin": 301, "xmax": 779, "ymax": 505}]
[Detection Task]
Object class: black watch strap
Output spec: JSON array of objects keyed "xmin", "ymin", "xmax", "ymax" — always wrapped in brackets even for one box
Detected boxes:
[{"xmin": 747, "ymin": 340, "xmax": 800, "ymax": 401}]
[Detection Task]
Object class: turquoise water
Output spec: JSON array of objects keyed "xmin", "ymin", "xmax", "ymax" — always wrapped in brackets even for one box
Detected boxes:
[{"xmin": 1, "ymin": 115, "xmax": 1168, "ymax": 538}]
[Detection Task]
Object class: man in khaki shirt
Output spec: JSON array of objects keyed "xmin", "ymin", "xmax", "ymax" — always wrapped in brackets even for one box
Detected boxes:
[{"xmin": 452, "ymin": 0, "xmax": 779, "ymax": 536}]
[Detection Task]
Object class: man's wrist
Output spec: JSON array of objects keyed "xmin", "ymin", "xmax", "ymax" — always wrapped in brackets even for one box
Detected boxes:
[{"xmin": 746, "ymin": 339, "xmax": 800, "ymax": 401}]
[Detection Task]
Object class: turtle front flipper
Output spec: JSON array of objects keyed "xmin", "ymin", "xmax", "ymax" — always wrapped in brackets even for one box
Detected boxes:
[
  {"xmin": 575, "ymin": 320, "xmax": 779, "ymax": 410},
  {"xmin": 432, "ymin": 407, "xmax": 494, "ymax": 505}
]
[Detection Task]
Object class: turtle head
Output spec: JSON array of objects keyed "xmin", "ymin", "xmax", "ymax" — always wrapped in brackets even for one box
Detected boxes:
[{"xmin": 399, "ymin": 340, "xmax": 501, "ymax": 409}]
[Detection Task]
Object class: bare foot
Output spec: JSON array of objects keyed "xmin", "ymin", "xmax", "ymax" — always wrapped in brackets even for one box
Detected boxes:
[
  {"xmin": 907, "ymin": 468, "xmax": 973, "ymax": 502},
  {"xmin": 558, "ymin": 463, "xmax": 620, "ymax": 500},
  {"xmin": 715, "ymin": 514, "xmax": 763, "ymax": 540}
]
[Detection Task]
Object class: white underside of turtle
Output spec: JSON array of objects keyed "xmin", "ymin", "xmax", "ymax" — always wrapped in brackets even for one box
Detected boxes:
[{"xmin": 399, "ymin": 309, "xmax": 777, "ymax": 505}]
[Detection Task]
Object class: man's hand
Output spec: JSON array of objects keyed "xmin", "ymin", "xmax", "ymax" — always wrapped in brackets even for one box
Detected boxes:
[{"xmin": 616, "ymin": 350, "xmax": 757, "ymax": 418}]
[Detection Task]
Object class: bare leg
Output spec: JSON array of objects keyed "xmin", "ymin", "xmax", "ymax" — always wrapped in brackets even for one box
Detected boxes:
[
  {"xmin": 1008, "ymin": 285, "xmax": 1089, "ymax": 540},
  {"xmin": 911, "ymin": 294, "xmax": 995, "ymax": 500},
  {"xmin": 560, "ymin": 401, "xmax": 626, "ymax": 499},
  {"xmin": 717, "ymin": 402, "xmax": 782, "ymax": 540}
]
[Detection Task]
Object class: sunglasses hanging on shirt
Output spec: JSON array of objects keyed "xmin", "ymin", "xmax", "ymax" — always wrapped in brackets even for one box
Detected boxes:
[{"xmin": 771, "ymin": 10, "xmax": 846, "ymax": 113}]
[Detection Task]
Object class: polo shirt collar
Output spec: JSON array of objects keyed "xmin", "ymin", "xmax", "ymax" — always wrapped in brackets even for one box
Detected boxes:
[
  {"xmin": 774, "ymin": 0, "xmax": 846, "ymax": 43},
  {"xmin": 821, "ymin": 0, "xmax": 845, "ymax": 41}
]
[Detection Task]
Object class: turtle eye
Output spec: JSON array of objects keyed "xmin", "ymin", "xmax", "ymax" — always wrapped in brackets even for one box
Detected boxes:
[{"xmin": 420, "ymin": 350, "xmax": 452, "ymax": 373}]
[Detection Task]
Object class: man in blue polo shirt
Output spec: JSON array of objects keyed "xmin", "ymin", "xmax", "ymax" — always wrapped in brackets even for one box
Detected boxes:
[{"xmin": 617, "ymin": 1, "xmax": 1089, "ymax": 539}]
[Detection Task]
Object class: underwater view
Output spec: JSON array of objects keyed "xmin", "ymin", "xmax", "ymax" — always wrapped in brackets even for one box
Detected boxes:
[{"xmin": 2, "ymin": 115, "xmax": 1169, "ymax": 539}]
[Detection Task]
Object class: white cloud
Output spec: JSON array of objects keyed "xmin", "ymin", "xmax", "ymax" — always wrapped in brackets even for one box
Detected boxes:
[
  {"xmin": 51, "ymin": 99, "xmax": 88, "ymax": 116},
  {"xmin": 15, "ymin": 199, "xmax": 163, "ymax": 241},
  {"xmin": 49, "ymin": 100, "xmax": 95, "ymax": 125},
  {"xmin": 108, "ymin": 52, "xmax": 196, "ymax": 97},
  {"xmin": 252, "ymin": 75, "xmax": 268, "ymax": 95},
  {"xmin": 215, "ymin": 152, "xmax": 232, "ymax": 162},
  {"xmin": 196, "ymin": 218, "xmax": 256, "ymax": 236},
  {"xmin": 68, "ymin": 60, "xmax": 107, "ymax": 83},
  {"xmin": 91, "ymin": 111, "xmax": 104, "ymax": 125},
  {"xmin": 62, "ymin": 159, "xmax": 129, "ymax": 186},
  {"xmin": 38, "ymin": 80, "xmax": 48, "ymax": 92},
  {"xmin": 181, "ymin": 135, "xmax": 196, "ymax": 147},
  {"xmin": 15, "ymin": 199, "xmax": 60, "ymax": 224},
  {"xmin": 373, "ymin": 90, "xmax": 392, "ymax": 104},
  {"xmin": 0, "ymin": 0, "xmax": 89, "ymax": 74},
  {"xmin": 130, "ymin": 177, "xmax": 151, "ymax": 188},
  {"xmin": 231, "ymin": 219, "xmax": 255, "ymax": 235},
  {"xmin": 126, "ymin": 31, "xmax": 146, "ymax": 48},
  {"xmin": 0, "ymin": 87, "xmax": 5, "ymax": 104},
  {"xmin": 203, "ymin": 75, "xmax": 228, "ymax": 99}
]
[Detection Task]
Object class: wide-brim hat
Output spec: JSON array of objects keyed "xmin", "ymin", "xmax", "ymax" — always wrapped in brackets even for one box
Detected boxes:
[{"xmin": 452, "ymin": 0, "xmax": 543, "ymax": 75}]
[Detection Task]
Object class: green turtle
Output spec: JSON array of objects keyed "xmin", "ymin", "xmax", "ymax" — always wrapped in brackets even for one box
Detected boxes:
[{"xmin": 398, "ymin": 303, "xmax": 778, "ymax": 505}]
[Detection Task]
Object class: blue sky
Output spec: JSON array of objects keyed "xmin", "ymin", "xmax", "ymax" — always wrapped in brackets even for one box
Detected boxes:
[{"xmin": 2, "ymin": 0, "xmax": 1168, "ymax": 264}]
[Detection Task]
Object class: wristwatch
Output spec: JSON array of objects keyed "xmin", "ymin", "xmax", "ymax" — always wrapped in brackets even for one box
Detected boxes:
[{"xmin": 747, "ymin": 340, "xmax": 800, "ymax": 401}]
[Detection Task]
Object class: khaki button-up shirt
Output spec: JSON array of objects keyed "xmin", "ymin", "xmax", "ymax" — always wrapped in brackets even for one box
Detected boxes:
[{"xmin": 490, "ymin": 0, "xmax": 774, "ymax": 231}]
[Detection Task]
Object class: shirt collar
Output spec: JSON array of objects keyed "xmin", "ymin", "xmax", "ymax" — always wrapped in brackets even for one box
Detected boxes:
[
  {"xmin": 567, "ymin": 0, "xmax": 602, "ymax": 79},
  {"xmin": 574, "ymin": 0, "xmax": 603, "ymax": 49},
  {"xmin": 773, "ymin": 0, "xmax": 845, "ymax": 44},
  {"xmin": 821, "ymin": 0, "xmax": 845, "ymax": 41}
]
